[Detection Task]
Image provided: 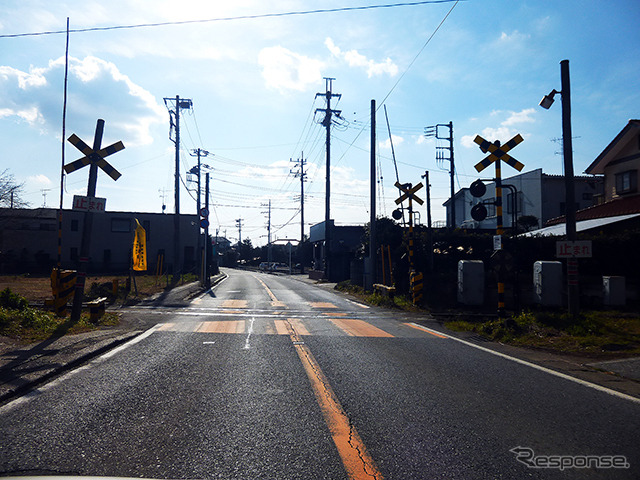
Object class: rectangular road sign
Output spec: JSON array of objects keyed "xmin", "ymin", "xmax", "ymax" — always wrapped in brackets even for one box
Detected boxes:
[
  {"xmin": 72, "ymin": 195, "xmax": 106, "ymax": 213},
  {"xmin": 556, "ymin": 240, "xmax": 592, "ymax": 258},
  {"xmin": 493, "ymin": 235, "xmax": 503, "ymax": 251}
]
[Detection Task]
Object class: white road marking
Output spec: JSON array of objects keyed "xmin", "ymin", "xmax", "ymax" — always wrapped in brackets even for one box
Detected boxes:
[
  {"xmin": 244, "ymin": 317, "xmax": 255, "ymax": 350},
  {"xmin": 345, "ymin": 299, "xmax": 370, "ymax": 309},
  {"xmin": 407, "ymin": 323, "xmax": 640, "ymax": 404}
]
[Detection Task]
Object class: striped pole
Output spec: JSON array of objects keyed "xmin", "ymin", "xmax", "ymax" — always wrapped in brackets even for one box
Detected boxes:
[
  {"xmin": 495, "ymin": 146, "xmax": 505, "ymax": 317},
  {"xmin": 408, "ymin": 195, "xmax": 416, "ymax": 303}
]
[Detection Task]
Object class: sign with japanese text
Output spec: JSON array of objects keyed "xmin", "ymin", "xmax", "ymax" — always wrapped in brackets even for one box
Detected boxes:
[
  {"xmin": 493, "ymin": 235, "xmax": 503, "ymax": 251},
  {"xmin": 556, "ymin": 240, "xmax": 593, "ymax": 258},
  {"xmin": 72, "ymin": 195, "xmax": 106, "ymax": 213},
  {"xmin": 132, "ymin": 219, "xmax": 147, "ymax": 271}
]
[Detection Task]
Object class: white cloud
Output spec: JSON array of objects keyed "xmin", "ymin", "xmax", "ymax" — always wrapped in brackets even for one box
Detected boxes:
[
  {"xmin": 462, "ymin": 109, "xmax": 536, "ymax": 148},
  {"xmin": 259, "ymin": 46, "xmax": 324, "ymax": 92},
  {"xmin": 325, "ymin": 38, "xmax": 398, "ymax": 78},
  {"xmin": 27, "ymin": 174, "xmax": 52, "ymax": 186},
  {"xmin": 0, "ymin": 106, "xmax": 45, "ymax": 126},
  {"xmin": 379, "ymin": 134, "xmax": 405, "ymax": 150},
  {"xmin": 0, "ymin": 55, "xmax": 165, "ymax": 146},
  {"xmin": 0, "ymin": 65, "xmax": 47, "ymax": 89},
  {"xmin": 502, "ymin": 108, "xmax": 536, "ymax": 126},
  {"xmin": 498, "ymin": 30, "xmax": 530, "ymax": 45}
]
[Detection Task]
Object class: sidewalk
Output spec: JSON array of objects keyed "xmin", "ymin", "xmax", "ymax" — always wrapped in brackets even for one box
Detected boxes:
[{"xmin": 0, "ymin": 272, "xmax": 227, "ymax": 404}]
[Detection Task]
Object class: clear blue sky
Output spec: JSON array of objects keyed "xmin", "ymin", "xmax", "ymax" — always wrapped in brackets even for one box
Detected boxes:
[{"xmin": 1, "ymin": 0, "xmax": 639, "ymax": 245}]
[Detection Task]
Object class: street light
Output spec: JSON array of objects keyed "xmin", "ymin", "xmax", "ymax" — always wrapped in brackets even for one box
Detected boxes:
[
  {"xmin": 539, "ymin": 89, "xmax": 560, "ymax": 110},
  {"xmin": 540, "ymin": 59, "xmax": 578, "ymax": 315}
]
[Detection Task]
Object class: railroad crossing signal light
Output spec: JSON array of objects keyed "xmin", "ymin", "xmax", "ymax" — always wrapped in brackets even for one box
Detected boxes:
[
  {"xmin": 471, "ymin": 203, "xmax": 488, "ymax": 221},
  {"xmin": 470, "ymin": 179, "xmax": 486, "ymax": 198}
]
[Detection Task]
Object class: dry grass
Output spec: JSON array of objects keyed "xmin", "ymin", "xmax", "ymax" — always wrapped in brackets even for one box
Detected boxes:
[{"xmin": 0, "ymin": 273, "xmax": 171, "ymax": 303}]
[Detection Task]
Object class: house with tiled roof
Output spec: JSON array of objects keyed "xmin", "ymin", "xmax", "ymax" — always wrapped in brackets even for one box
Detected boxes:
[
  {"xmin": 528, "ymin": 120, "xmax": 640, "ymax": 235},
  {"xmin": 586, "ymin": 119, "xmax": 640, "ymax": 203}
]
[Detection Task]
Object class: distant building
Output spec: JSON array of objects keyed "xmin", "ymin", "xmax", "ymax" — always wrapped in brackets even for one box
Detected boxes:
[
  {"xmin": 213, "ymin": 236, "xmax": 232, "ymax": 253},
  {"xmin": 0, "ymin": 207, "xmax": 199, "ymax": 274},
  {"xmin": 444, "ymin": 168, "xmax": 602, "ymax": 230},
  {"xmin": 309, "ymin": 220, "xmax": 364, "ymax": 282}
]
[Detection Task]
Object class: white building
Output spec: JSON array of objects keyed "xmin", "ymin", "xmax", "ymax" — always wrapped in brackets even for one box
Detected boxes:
[{"xmin": 443, "ymin": 168, "xmax": 602, "ymax": 230}]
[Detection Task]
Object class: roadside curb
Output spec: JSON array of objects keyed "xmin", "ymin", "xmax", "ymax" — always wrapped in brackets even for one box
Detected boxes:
[
  {"xmin": 0, "ymin": 272, "xmax": 230, "ymax": 406},
  {"xmin": 135, "ymin": 272, "xmax": 227, "ymax": 307},
  {"xmin": 0, "ymin": 330, "xmax": 142, "ymax": 406}
]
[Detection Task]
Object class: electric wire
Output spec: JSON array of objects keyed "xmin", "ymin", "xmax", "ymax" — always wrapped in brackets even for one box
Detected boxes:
[
  {"xmin": 0, "ymin": 1, "xmax": 463, "ymax": 38},
  {"xmin": 333, "ymin": 0, "xmax": 460, "ymax": 166}
]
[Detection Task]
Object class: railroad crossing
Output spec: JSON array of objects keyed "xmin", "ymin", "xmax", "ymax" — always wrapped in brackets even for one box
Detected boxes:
[
  {"xmin": 63, "ymin": 119, "xmax": 125, "ymax": 323},
  {"xmin": 395, "ymin": 181, "xmax": 424, "ymax": 304},
  {"xmin": 473, "ymin": 133, "xmax": 525, "ymax": 316}
]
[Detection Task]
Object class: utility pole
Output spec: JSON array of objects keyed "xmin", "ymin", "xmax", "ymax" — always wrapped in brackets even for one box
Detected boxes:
[
  {"xmin": 421, "ymin": 170, "xmax": 434, "ymax": 272},
  {"xmin": 316, "ymin": 77, "xmax": 341, "ymax": 281},
  {"xmin": 560, "ymin": 60, "xmax": 578, "ymax": 316},
  {"xmin": 369, "ymin": 99, "xmax": 377, "ymax": 290},
  {"xmin": 158, "ymin": 188, "xmax": 168, "ymax": 213},
  {"xmin": 189, "ymin": 148, "xmax": 211, "ymax": 283},
  {"xmin": 291, "ymin": 153, "xmax": 307, "ymax": 274},
  {"xmin": 425, "ymin": 122, "xmax": 455, "ymax": 228},
  {"xmin": 163, "ymin": 95, "xmax": 192, "ymax": 281},
  {"xmin": 267, "ymin": 200, "xmax": 272, "ymax": 266},
  {"xmin": 235, "ymin": 218, "xmax": 243, "ymax": 246},
  {"xmin": 262, "ymin": 201, "xmax": 272, "ymax": 267},
  {"xmin": 539, "ymin": 59, "xmax": 579, "ymax": 316},
  {"xmin": 204, "ymin": 172, "xmax": 210, "ymax": 289}
]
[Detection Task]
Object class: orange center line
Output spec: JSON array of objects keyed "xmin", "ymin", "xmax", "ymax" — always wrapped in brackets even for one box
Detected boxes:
[
  {"xmin": 284, "ymin": 320, "xmax": 382, "ymax": 479},
  {"xmin": 252, "ymin": 275, "xmax": 280, "ymax": 303}
]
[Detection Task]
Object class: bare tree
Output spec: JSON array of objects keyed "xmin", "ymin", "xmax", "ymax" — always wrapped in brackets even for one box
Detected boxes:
[{"xmin": 0, "ymin": 169, "xmax": 30, "ymax": 208}]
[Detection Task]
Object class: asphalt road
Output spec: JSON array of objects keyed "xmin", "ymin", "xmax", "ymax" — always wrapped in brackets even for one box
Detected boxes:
[{"xmin": 1, "ymin": 268, "xmax": 638, "ymax": 479}]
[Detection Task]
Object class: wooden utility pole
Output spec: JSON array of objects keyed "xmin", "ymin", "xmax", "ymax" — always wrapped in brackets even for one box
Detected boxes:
[
  {"xmin": 291, "ymin": 153, "xmax": 307, "ymax": 274},
  {"xmin": 315, "ymin": 78, "xmax": 341, "ymax": 281},
  {"xmin": 369, "ymin": 99, "xmax": 377, "ymax": 289},
  {"xmin": 422, "ymin": 170, "xmax": 434, "ymax": 272},
  {"xmin": 204, "ymin": 172, "xmax": 210, "ymax": 289},
  {"xmin": 163, "ymin": 95, "xmax": 192, "ymax": 281},
  {"xmin": 560, "ymin": 60, "xmax": 579, "ymax": 316}
]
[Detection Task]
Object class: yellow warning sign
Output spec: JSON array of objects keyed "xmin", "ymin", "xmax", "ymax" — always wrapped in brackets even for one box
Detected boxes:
[{"xmin": 132, "ymin": 219, "xmax": 147, "ymax": 271}]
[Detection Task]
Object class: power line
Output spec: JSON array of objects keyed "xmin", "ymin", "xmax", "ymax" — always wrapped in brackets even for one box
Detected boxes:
[
  {"xmin": 1, "ymin": 1, "xmax": 463, "ymax": 38},
  {"xmin": 333, "ymin": 0, "xmax": 460, "ymax": 165}
]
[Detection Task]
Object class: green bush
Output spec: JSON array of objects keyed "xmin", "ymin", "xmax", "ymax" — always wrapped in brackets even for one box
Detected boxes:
[{"xmin": 0, "ymin": 288, "xmax": 28, "ymax": 311}]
